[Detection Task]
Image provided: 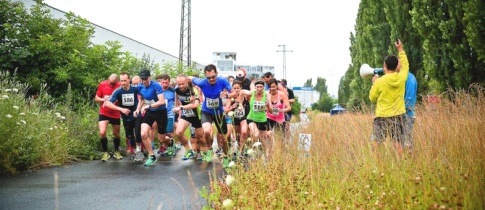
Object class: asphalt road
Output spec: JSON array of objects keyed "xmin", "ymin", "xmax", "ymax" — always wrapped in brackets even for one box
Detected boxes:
[
  {"xmin": 0, "ymin": 114, "xmax": 309, "ymax": 210},
  {"xmin": 0, "ymin": 150, "xmax": 225, "ymax": 210}
]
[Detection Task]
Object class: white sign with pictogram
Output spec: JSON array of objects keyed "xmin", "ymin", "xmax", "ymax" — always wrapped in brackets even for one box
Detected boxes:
[{"xmin": 298, "ymin": 133, "xmax": 312, "ymax": 152}]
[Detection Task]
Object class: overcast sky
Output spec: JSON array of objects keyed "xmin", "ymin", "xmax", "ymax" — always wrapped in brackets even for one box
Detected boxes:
[{"xmin": 43, "ymin": 0, "xmax": 360, "ymax": 97}]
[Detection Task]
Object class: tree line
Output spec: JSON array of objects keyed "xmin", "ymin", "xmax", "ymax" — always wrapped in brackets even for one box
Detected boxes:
[
  {"xmin": 337, "ymin": 0, "xmax": 484, "ymax": 110},
  {"xmin": 1, "ymin": 0, "xmax": 199, "ymax": 107}
]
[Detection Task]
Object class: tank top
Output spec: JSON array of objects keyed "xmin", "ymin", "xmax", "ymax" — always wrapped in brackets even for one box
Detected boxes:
[
  {"xmin": 266, "ymin": 91, "xmax": 285, "ymax": 122},
  {"xmin": 247, "ymin": 91, "xmax": 267, "ymax": 123}
]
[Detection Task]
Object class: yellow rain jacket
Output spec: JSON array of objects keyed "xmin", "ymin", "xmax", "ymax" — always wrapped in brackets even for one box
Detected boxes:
[{"xmin": 369, "ymin": 51, "xmax": 409, "ymax": 117}]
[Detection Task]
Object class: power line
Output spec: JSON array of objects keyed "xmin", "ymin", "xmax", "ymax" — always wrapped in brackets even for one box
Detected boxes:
[{"xmin": 276, "ymin": 45, "xmax": 293, "ymax": 80}]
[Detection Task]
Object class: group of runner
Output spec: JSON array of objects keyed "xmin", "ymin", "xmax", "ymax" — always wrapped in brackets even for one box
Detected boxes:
[{"xmin": 95, "ymin": 64, "xmax": 295, "ymax": 167}]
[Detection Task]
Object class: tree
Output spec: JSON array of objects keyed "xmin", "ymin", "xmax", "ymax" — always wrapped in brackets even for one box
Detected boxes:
[
  {"xmin": 303, "ymin": 78, "xmax": 313, "ymax": 87},
  {"xmin": 314, "ymin": 77, "xmax": 328, "ymax": 96}
]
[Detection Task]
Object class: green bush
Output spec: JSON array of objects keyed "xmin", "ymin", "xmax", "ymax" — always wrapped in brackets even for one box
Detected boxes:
[{"xmin": 0, "ymin": 71, "xmax": 98, "ymax": 175}]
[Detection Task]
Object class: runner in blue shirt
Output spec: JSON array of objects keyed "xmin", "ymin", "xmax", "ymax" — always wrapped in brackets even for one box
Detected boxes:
[
  {"xmin": 154, "ymin": 74, "xmax": 177, "ymax": 157},
  {"xmin": 134, "ymin": 69, "xmax": 167, "ymax": 166},
  {"xmin": 404, "ymin": 72, "xmax": 418, "ymax": 149},
  {"xmin": 189, "ymin": 64, "xmax": 236, "ymax": 163},
  {"xmin": 105, "ymin": 72, "xmax": 144, "ymax": 162}
]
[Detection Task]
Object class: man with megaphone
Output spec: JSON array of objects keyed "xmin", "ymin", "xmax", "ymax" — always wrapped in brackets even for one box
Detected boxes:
[{"xmin": 368, "ymin": 39, "xmax": 409, "ymax": 156}]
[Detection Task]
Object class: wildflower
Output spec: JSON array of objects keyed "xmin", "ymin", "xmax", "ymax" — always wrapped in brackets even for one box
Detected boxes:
[
  {"xmin": 49, "ymin": 128, "xmax": 53, "ymax": 130},
  {"xmin": 252, "ymin": 142, "xmax": 262, "ymax": 148},
  {"xmin": 32, "ymin": 112, "xmax": 39, "ymax": 116},
  {"xmin": 12, "ymin": 88, "xmax": 18, "ymax": 93},
  {"xmin": 227, "ymin": 111, "xmax": 234, "ymax": 117},
  {"xmin": 225, "ymin": 175, "xmax": 235, "ymax": 186},
  {"xmin": 13, "ymin": 106, "xmax": 19, "ymax": 110},
  {"xmin": 228, "ymin": 161, "xmax": 235, "ymax": 168},
  {"xmin": 54, "ymin": 126, "xmax": 58, "ymax": 129},
  {"xmin": 246, "ymin": 137, "xmax": 253, "ymax": 142},
  {"xmin": 19, "ymin": 113, "xmax": 26, "ymax": 116},
  {"xmin": 5, "ymin": 89, "xmax": 11, "ymax": 92},
  {"xmin": 246, "ymin": 149, "xmax": 254, "ymax": 155},
  {"xmin": 6, "ymin": 114, "xmax": 12, "ymax": 118},
  {"xmin": 16, "ymin": 122, "xmax": 21, "ymax": 125},
  {"xmin": 60, "ymin": 116, "xmax": 66, "ymax": 120},
  {"xmin": 222, "ymin": 199, "xmax": 234, "ymax": 209},
  {"xmin": 2, "ymin": 95, "xmax": 9, "ymax": 99},
  {"xmin": 440, "ymin": 187, "xmax": 446, "ymax": 191},
  {"xmin": 55, "ymin": 112, "xmax": 61, "ymax": 117},
  {"xmin": 20, "ymin": 120, "xmax": 26, "ymax": 124}
]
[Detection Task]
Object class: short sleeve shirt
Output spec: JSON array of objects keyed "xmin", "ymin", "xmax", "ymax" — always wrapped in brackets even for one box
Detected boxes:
[
  {"xmin": 96, "ymin": 80, "xmax": 121, "ymax": 118},
  {"xmin": 192, "ymin": 76, "xmax": 232, "ymax": 114},
  {"xmin": 137, "ymin": 81, "xmax": 166, "ymax": 111},
  {"xmin": 162, "ymin": 87, "xmax": 176, "ymax": 118},
  {"xmin": 109, "ymin": 85, "xmax": 139, "ymax": 120}
]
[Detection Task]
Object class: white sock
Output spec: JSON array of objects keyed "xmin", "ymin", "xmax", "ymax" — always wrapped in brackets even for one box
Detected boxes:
[{"xmin": 136, "ymin": 145, "xmax": 141, "ymax": 152}]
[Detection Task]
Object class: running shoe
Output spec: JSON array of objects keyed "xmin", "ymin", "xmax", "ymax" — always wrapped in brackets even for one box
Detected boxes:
[
  {"xmin": 158, "ymin": 147, "xmax": 167, "ymax": 155},
  {"xmin": 113, "ymin": 151, "xmax": 123, "ymax": 160},
  {"xmin": 134, "ymin": 151, "xmax": 144, "ymax": 162},
  {"xmin": 166, "ymin": 139, "xmax": 175, "ymax": 156},
  {"xmin": 204, "ymin": 149, "xmax": 213, "ymax": 162},
  {"xmin": 144, "ymin": 155, "xmax": 157, "ymax": 166},
  {"xmin": 196, "ymin": 152, "xmax": 203, "ymax": 161},
  {"xmin": 126, "ymin": 145, "xmax": 134, "ymax": 154},
  {"xmin": 182, "ymin": 149, "xmax": 195, "ymax": 161},
  {"xmin": 222, "ymin": 156, "xmax": 230, "ymax": 168},
  {"xmin": 101, "ymin": 152, "xmax": 110, "ymax": 162}
]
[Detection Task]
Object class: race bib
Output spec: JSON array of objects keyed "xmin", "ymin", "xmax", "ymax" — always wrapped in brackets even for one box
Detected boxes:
[
  {"xmin": 182, "ymin": 109, "xmax": 196, "ymax": 117},
  {"xmin": 206, "ymin": 98, "xmax": 220, "ymax": 109},
  {"xmin": 253, "ymin": 101, "xmax": 265, "ymax": 112},
  {"xmin": 235, "ymin": 108, "xmax": 245, "ymax": 118},
  {"xmin": 271, "ymin": 106, "xmax": 280, "ymax": 115},
  {"xmin": 122, "ymin": 94, "xmax": 135, "ymax": 106}
]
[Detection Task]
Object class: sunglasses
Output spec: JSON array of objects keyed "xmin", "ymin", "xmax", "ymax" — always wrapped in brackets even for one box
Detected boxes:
[{"xmin": 206, "ymin": 75, "xmax": 217, "ymax": 79}]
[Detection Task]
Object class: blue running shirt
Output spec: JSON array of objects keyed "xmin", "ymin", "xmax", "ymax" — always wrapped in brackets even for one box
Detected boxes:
[
  {"xmin": 192, "ymin": 76, "xmax": 232, "ymax": 114},
  {"xmin": 137, "ymin": 81, "xmax": 166, "ymax": 111},
  {"xmin": 109, "ymin": 85, "xmax": 139, "ymax": 120},
  {"xmin": 162, "ymin": 87, "xmax": 176, "ymax": 118}
]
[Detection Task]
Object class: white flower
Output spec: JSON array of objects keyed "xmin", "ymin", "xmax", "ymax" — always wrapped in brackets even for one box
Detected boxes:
[
  {"xmin": 32, "ymin": 112, "xmax": 39, "ymax": 116},
  {"xmin": 228, "ymin": 161, "xmax": 235, "ymax": 168},
  {"xmin": 55, "ymin": 112, "xmax": 61, "ymax": 117},
  {"xmin": 222, "ymin": 199, "xmax": 234, "ymax": 209},
  {"xmin": 227, "ymin": 111, "xmax": 234, "ymax": 117},
  {"xmin": 252, "ymin": 142, "xmax": 262, "ymax": 148},
  {"xmin": 49, "ymin": 127, "xmax": 53, "ymax": 130},
  {"xmin": 2, "ymin": 95, "xmax": 9, "ymax": 99},
  {"xmin": 60, "ymin": 116, "xmax": 66, "ymax": 120},
  {"xmin": 16, "ymin": 122, "xmax": 21, "ymax": 125},
  {"xmin": 12, "ymin": 88, "xmax": 18, "ymax": 93},
  {"xmin": 6, "ymin": 114, "xmax": 12, "ymax": 118},
  {"xmin": 19, "ymin": 113, "xmax": 26, "ymax": 116},
  {"xmin": 225, "ymin": 175, "xmax": 235, "ymax": 186},
  {"xmin": 13, "ymin": 106, "xmax": 19, "ymax": 110},
  {"xmin": 5, "ymin": 89, "xmax": 12, "ymax": 92},
  {"xmin": 54, "ymin": 126, "xmax": 58, "ymax": 129},
  {"xmin": 20, "ymin": 120, "xmax": 26, "ymax": 124},
  {"xmin": 246, "ymin": 137, "xmax": 252, "ymax": 142},
  {"xmin": 246, "ymin": 149, "xmax": 254, "ymax": 155}
]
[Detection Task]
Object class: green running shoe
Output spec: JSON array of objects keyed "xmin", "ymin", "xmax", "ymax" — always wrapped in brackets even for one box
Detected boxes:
[
  {"xmin": 182, "ymin": 149, "xmax": 195, "ymax": 161},
  {"xmin": 222, "ymin": 156, "xmax": 230, "ymax": 168},
  {"xmin": 101, "ymin": 152, "xmax": 110, "ymax": 162},
  {"xmin": 204, "ymin": 149, "xmax": 213, "ymax": 162},
  {"xmin": 144, "ymin": 155, "xmax": 157, "ymax": 166},
  {"xmin": 113, "ymin": 151, "xmax": 123, "ymax": 160}
]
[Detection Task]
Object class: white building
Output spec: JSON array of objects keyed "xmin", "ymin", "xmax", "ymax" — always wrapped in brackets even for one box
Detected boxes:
[
  {"xmin": 212, "ymin": 52, "xmax": 275, "ymax": 79},
  {"xmin": 292, "ymin": 87, "xmax": 320, "ymax": 108}
]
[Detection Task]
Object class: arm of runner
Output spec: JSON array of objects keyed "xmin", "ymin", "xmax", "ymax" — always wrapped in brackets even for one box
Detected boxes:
[{"xmin": 281, "ymin": 91, "xmax": 291, "ymax": 113}]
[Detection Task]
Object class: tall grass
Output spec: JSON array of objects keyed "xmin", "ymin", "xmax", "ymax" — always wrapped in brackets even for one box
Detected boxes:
[
  {"xmin": 206, "ymin": 85, "xmax": 485, "ymax": 209},
  {"xmin": 0, "ymin": 71, "xmax": 99, "ymax": 175}
]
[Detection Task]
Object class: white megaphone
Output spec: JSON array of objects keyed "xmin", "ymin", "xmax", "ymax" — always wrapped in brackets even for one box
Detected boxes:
[{"xmin": 360, "ymin": 64, "xmax": 384, "ymax": 79}]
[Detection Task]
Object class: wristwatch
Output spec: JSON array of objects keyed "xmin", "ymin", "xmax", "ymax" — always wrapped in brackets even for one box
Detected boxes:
[{"xmin": 180, "ymin": 106, "xmax": 183, "ymax": 110}]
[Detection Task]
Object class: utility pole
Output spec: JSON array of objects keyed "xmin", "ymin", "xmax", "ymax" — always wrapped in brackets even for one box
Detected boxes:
[
  {"xmin": 276, "ymin": 45, "xmax": 293, "ymax": 80},
  {"xmin": 179, "ymin": 0, "xmax": 191, "ymax": 71}
]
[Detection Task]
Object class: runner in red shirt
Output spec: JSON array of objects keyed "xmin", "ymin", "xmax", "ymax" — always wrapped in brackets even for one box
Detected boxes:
[{"xmin": 94, "ymin": 74, "xmax": 122, "ymax": 161}]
